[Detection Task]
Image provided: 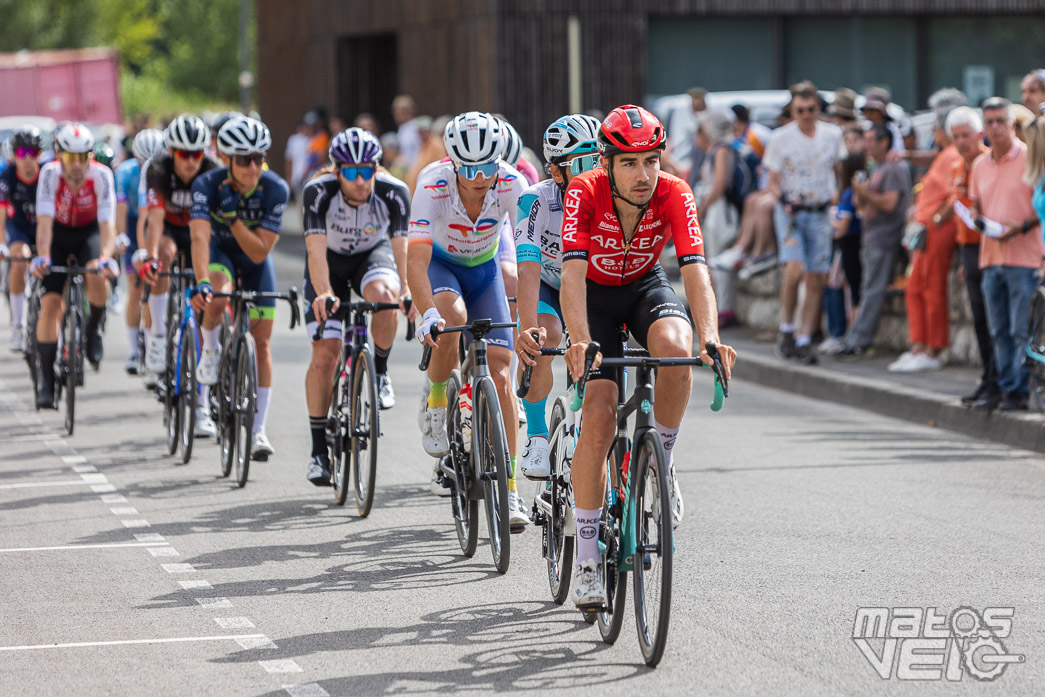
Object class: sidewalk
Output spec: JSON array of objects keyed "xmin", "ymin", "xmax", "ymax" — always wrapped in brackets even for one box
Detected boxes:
[{"xmin": 722, "ymin": 325, "xmax": 1045, "ymax": 455}]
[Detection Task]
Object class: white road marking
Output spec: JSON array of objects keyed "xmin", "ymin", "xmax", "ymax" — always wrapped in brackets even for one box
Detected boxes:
[
  {"xmin": 62, "ymin": 455, "xmax": 87, "ymax": 465},
  {"xmin": 236, "ymin": 636, "xmax": 278, "ymax": 650},
  {"xmin": 70, "ymin": 465, "xmax": 96, "ymax": 473},
  {"xmin": 109, "ymin": 507, "xmax": 139, "ymax": 516},
  {"xmin": 0, "ymin": 634, "xmax": 268, "ymax": 652},
  {"xmin": 0, "ymin": 542, "xmax": 170, "ymax": 553},
  {"xmin": 178, "ymin": 580, "xmax": 212, "ymax": 590},
  {"xmin": 121, "ymin": 520, "xmax": 150, "ymax": 528},
  {"xmin": 284, "ymin": 684, "xmax": 330, "ymax": 697},
  {"xmin": 260, "ymin": 659, "xmax": 302, "ymax": 673},
  {"xmin": 79, "ymin": 473, "xmax": 107, "ymax": 484},
  {"xmin": 162, "ymin": 563, "xmax": 195, "ymax": 573},
  {"xmin": 90, "ymin": 484, "xmax": 117, "ymax": 493},
  {"xmin": 134, "ymin": 533, "xmax": 164, "ymax": 543},
  {"xmin": 100, "ymin": 494, "xmax": 127, "ymax": 504},
  {"xmin": 147, "ymin": 547, "xmax": 180, "ymax": 557},
  {"xmin": 195, "ymin": 597, "xmax": 233, "ymax": 609},
  {"xmin": 214, "ymin": 617, "xmax": 255, "ymax": 629},
  {"xmin": 0, "ymin": 480, "xmax": 95, "ymax": 490}
]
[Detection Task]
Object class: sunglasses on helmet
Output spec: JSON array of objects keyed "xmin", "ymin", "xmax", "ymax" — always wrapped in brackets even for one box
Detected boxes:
[
  {"xmin": 339, "ymin": 165, "xmax": 376, "ymax": 181},
  {"xmin": 457, "ymin": 161, "xmax": 499, "ymax": 180}
]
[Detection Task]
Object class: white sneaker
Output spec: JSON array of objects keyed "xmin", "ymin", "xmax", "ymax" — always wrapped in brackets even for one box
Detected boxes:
[
  {"xmin": 572, "ymin": 559, "xmax": 608, "ymax": 609},
  {"xmin": 667, "ymin": 459, "xmax": 684, "ymax": 529},
  {"xmin": 377, "ymin": 374, "xmax": 395, "ymax": 410},
  {"xmin": 146, "ymin": 334, "xmax": 167, "ymax": 373},
  {"xmin": 897, "ymin": 352, "xmax": 942, "ymax": 372},
  {"xmin": 197, "ymin": 348, "xmax": 221, "ymax": 386},
  {"xmin": 509, "ymin": 490, "xmax": 531, "ymax": 528},
  {"xmin": 887, "ymin": 351, "xmax": 916, "ymax": 372},
  {"xmin": 195, "ymin": 405, "xmax": 216, "ymax": 437},
  {"xmin": 430, "ymin": 457, "xmax": 452, "ymax": 497},
  {"xmin": 710, "ymin": 246, "xmax": 746, "ymax": 271},
  {"xmin": 124, "ymin": 354, "xmax": 139, "ymax": 375},
  {"xmin": 422, "ymin": 406, "xmax": 449, "ymax": 457},
  {"xmin": 251, "ymin": 432, "xmax": 274, "ymax": 461},
  {"xmin": 9, "ymin": 330, "xmax": 23, "ymax": 353},
  {"xmin": 520, "ymin": 435, "xmax": 551, "ymax": 479},
  {"xmin": 816, "ymin": 336, "xmax": 845, "ymax": 354}
]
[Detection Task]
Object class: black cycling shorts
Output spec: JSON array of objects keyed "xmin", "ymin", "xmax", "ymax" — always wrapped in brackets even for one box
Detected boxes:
[
  {"xmin": 303, "ymin": 240, "xmax": 398, "ymax": 325},
  {"xmin": 163, "ymin": 223, "xmax": 193, "ymax": 256},
  {"xmin": 586, "ymin": 263, "xmax": 692, "ymax": 382},
  {"xmin": 43, "ymin": 223, "xmax": 101, "ymax": 295}
]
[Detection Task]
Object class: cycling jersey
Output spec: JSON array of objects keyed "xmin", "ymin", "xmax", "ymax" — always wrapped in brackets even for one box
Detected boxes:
[
  {"xmin": 36, "ymin": 160, "xmax": 115, "ymax": 228},
  {"xmin": 146, "ymin": 153, "xmax": 222, "ymax": 228},
  {"xmin": 114, "ymin": 159, "xmax": 142, "ymax": 220},
  {"xmin": 0, "ymin": 165, "xmax": 39, "ymax": 235},
  {"xmin": 515, "ymin": 178, "xmax": 565, "ymax": 290},
  {"xmin": 302, "ymin": 170, "xmax": 410, "ymax": 256},
  {"xmin": 190, "ymin": 168, "xmax": 289, "ymax": 251},
  {"xmin": 561, "ymin": 168, "xmax": 705, "ymax": 285},
  {"xmin": 408, "ymin": 159, "xmax": 525, "ymax": 267}
]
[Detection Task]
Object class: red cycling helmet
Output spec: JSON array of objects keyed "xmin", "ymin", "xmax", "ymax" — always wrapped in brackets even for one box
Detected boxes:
[{"xmin": 598, "ymin": 105, "xmax": 666, "ymax": 156}]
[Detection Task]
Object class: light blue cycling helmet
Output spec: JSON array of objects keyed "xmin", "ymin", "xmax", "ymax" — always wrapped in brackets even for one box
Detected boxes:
[{"xmin": 542, "ymin": 113, "xmax": 601, "ymax": 164}]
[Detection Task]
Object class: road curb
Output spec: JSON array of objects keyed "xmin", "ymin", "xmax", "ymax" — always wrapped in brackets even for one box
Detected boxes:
[{"xmin": 732, "ymin": 351, "xmax": 1045, "ymax": 455}]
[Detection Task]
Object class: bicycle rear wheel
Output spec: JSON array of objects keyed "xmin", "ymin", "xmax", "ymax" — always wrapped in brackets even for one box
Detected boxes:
[
  {"xmin": 632, "ymin": 429, "xmax": 673, "ymax": 667},
  {"xmin": 546, "ymin": 397, "xmax": 574, "ymax": 604},
  {"xmin": 233, "ymin": 336, "xmax": 257, "ymax": 487},
  {"xmin": 178, "ymin": 327, "xmax": 198, "ymax": 464},
  {"xmin": 351, "ymin": 345, "xmax": 380, "ymax": 517},
  {"xmin": 63, "ymin": 308, "xmax": 80, "ymax": 436},
  {"xmin": 447, "ymin": 371, "xmax": 478, "ymax": 557},
  {"xmin": 475, "ymin": 377, "xmax": 511, "ymax": 574}
]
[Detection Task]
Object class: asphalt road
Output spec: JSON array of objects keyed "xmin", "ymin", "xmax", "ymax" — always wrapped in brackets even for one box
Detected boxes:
[{"xmin": 0, "ymin": 244, "xmax": 1042, "ymax": 696}]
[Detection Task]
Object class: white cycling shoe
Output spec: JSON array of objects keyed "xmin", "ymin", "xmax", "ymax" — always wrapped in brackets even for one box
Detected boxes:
[
  {"xmin": 422, "ymin": 406, "xmax": 449, "ymax": 457},
  {"xmin": 572, "ymin": 559, "xmax": 608, "ymax": 609},
  {"xmin": 195, "ymin": 405, "xmax": 216, "ymax": 438},
  {"xmin": 668, "ymin": 459, "xmax": 684, "ymax": 529},
  {"xmin": 519, "ymin": 435, "xmax": 551, "ymax": 479},
  {"xmin": 508, "ymin": 490, "xmax": 530, "ymax": 529},
  {"xmin": 377, "ymin": 374, "xmax": 395, "ymax": 410},
  {"xmin": 251, "ymin": 432, "xmax": 274, "ymax": 461},
  {"xmin": 197, "ymin": 348, "xmax": 221, "ymax": 386},
  {"xmin": 145, "ymin": 334, "xmax": 167, "ymax": 374}
]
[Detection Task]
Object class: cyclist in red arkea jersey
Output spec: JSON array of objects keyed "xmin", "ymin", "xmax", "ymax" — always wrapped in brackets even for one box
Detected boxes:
[{"xmin": 559, "ymin": 105, "xmax": 736, "ymax": 609}]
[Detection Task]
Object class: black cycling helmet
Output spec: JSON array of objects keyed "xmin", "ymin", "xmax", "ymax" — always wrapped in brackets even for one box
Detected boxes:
[{"xmin": 10, "ymin": 127, "xmax": 44, "ymax": 151}]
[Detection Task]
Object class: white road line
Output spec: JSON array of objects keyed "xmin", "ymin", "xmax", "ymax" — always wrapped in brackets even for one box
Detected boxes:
[
  {"xmin": 147, "ymin": 547, "xmax": 180, "ymax": 557},
  {"xmin": 195, "ymin": 597, "xmax": 233, "ymax": 609},
  {"xmin": 236, "ymin": 636, "xmax": 278, "ymax": 650},
  {"xmin": 62, "ymin": 455, "xmax": 87, "ymax": 465},
  {"xmin": 0, "ymin": 542, "xmax": 171, "ymax": 553},
  {"xmin": 260, "ymin": 659, "xmax": 303, "ymax": 673},
  {"xmin": 121, "ymin": 520, "xmax": 150, "ymax": 528},
  {"xmin": 0, "ymin": 480, "xmax": 95, "ymax": 490},
  {"xmin": 162, "ymin": 563, "xmax": 195, "ymax": 573},
  {"xmin": 0, "ymin": 634, "xmax": 268, "ymax": 652},
  {"xmin": 284, "ymin": 684, "xmax": 330, "ymax": 697},
  {"xmin": 109, "ymin": 507, "xmax": 139, "ymax": 516},
  {"xmin": 178, "ymin": 579, "xmax": 212, "ymax": 589},
  {"xmin": 134, "ymin": 533, "xmax": 164, "ymax": 543},
  {"xmin": 90, "ymin": 484, "xmax": 117, "ymax": 493},
  {"xmin": 71, "ymin": 465, "xmax": 97, "ymax": 473},
  {"xmin": 101, "ymin": 494, "xmax": 127, "ymax": 503},
  {"xmin": 214, "ymin": 617, "xmax": 255, "ymax": 629},
  {"xmin": 79, "ymin": 473, "xmax": 108, "ymax": 484}
]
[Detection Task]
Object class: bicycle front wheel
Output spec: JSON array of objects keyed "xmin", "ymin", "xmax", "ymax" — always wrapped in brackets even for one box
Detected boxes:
[
  {"xmin": 351, "ymin": 346, "xmax": 380, "ymax": 517},
  {"xmin": 475, "ymin": 376, "xmax": 510, "ymax": 574},
  {"xmin": 632, "ymin": 429, "xmax": 673, "ymax": 667},
  {"xmin": 447, "ymin": 371, "xmax": 478, "ymax": 557},
  {"xmin": 233, "ymin": 336, "xmax": 257, "ymax": 488},
  {"xmin": 178, "ymin": 328, "xmax": 198, "ymax": 464},
  {"xmin": 331, "ymin": 359, "xmax": 351, "ymax": 506},
  {"xmin": 63, "ymin": 308, "xmax": 80, "ymax": 436},
  {"xmin": 217, "ymin": 350, "xmax": 235, "ymax": 478},
  {"xmin": 597, "ymin": 439, "xmax": 628, "ymax": 645}
]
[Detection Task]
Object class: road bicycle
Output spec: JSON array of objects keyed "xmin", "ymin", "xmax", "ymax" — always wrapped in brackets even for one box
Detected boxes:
[
  {"xmin": 571, "ymin": 339, "xmax": 728, "ymax": 666},
  {"xmin": 8, "ymin": 256, "xmax": 40, "ymax": 397},
  {"xmin": 151, "ymin": 258, "xmax": 200, "ymax": 462},
  {"xmin": 315, "ymin": 297, "xmax": 400, "ymax": 516},
  {"xmin": 419, "ymin": 318, "xmax": 517, "ymax": 574},
  {"xmin": 48, "ymin": 260, "xmax": 102, "ymax": 435},
  {"xmin": 211, "ymin": 287, "xmax": 299, "ymax": 487}
]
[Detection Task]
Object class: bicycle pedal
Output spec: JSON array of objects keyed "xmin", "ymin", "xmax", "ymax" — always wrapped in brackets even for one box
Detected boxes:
[{"xmin": 509, "ymin": 523, "xmax": 527, "ymax": 535}]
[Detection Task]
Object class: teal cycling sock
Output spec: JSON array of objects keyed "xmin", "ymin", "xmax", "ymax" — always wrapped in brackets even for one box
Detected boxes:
[{"xmin": 523, "ymin": 396, "xmax": 548, "ymax": 438}]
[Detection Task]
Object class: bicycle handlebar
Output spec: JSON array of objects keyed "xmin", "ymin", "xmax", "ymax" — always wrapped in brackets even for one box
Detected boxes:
[
  {"xmin": 311, "ymin": 297, "xmax": 401, "ymax": 341},
  {"xmin": 418, "ymin": 320, "xmax": 517, "ymax": 371},
  {"xmin": 210, "ymin": 287, "xmax": 301, "ymax": 330},
  {"xmin": 49, "ymin": 265, "xmax": 101, "ymax": 275},
  {"xmin": 515, "ymin": 332, "xmax": 568, "ymax": 398}
]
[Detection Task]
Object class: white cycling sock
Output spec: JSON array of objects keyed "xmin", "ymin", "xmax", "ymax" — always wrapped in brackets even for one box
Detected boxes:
[
  {"xmin": 148, "ymin": 293, "xmax": 168, "ymax": 337},
  {"xmin": 253, "ymin": 386, "xmax": 271, "ymax": 434},
  {"xmin": 126, "ymin": 327, "xmax": 139, "ymax": 357},
  {"xmin": 198, "ymin": 384, "xmax": 210, "ymax": 406},
  {"xmin": 575, "ymin": 507, "xmax": 602, "ymax": 566},
  {"xmin": 201, "ymin": 325, "xmax": 221, "ymax": 351},
  {"xmin": 654, "ymin": 419, "xmax": 679, "ymax": 468},
  {"xmin": 10, "ymin": 293, "xmax": 24, "ymax": 328}
]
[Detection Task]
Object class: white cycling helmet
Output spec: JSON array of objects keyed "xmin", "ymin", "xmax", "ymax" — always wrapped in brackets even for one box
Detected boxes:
[
  {"xmin": 496, "ymin": 117, "xmax": 523, "ymax": 167},
  {"xmin": 443, "ymin": 111, "xmax": 503, "ymax": 167},
  {"xmin": 217, "ymin": 115, "xmax": 272, "ymax": 156},
  {"xmin": 54, "ymin": 122, "xmax": 96, "ymax": 154},
  {"xmin": 131, "ymin": 128, "xmax": 167, "ymax": 163},
  {"xmin": 165, "ymin": 115, "xmax": 210, "ymax": 152},
  {"xmin": 543, "ymin": 113, "xmax": 601, "ymax": 163}
]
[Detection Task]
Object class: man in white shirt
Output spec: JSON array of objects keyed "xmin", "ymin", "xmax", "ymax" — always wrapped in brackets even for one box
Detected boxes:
[{"xmin": 762, "ymin": 81, "xmax": 846, "ymax": 365}]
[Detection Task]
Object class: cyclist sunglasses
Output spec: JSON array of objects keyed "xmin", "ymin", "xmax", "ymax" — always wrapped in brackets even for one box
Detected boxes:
[
  {"xmin": 233, "ymin": 153, "xmax": 265, "ymax": 167},
  {"xmin": 339, "ymin": 164, "xmax": 376, "ymax": 181},
  {"xmin": 15, "ymin": 147, "xmax": 40, "ymax": 159},
  {"xmin": 560, "ymin": 153, "xmax": 600, "ymax": 176},
  {"xmin": 58, "ymin": 151, "xmax": 90, "ymax": 165},
  {"xmin": 457, "ymin": 161, "xmax": 499, "ymax": 180},
  {"xmin": 174, "ymin": 149, "xmax": 205, "ymax": 160}
]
